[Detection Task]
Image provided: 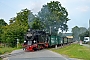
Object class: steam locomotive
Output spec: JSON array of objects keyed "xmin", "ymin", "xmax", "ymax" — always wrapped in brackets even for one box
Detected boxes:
[
  {"xmin": 24, "ymin": 29, "xmax": 49, "ymax": 51},
  {"xmin": 23, "ymin": 29, "xmax": 73, "ymax": 51}
]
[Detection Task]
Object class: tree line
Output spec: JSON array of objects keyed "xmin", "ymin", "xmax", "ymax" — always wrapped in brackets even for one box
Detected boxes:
[{"xmin": 0, "ymin": 1, "xmax": 70, "ymax": 47}]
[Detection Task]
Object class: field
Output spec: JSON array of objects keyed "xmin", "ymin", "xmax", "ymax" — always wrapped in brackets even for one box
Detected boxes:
[{"xmin": 50, "ymin": 44, "xmax": 90, "ymax": 60}]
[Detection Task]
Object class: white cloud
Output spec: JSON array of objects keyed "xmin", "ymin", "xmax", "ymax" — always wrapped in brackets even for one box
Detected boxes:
[{"xmin": 76, "ymin": 6, "xmax": 90, "ymax": 12}]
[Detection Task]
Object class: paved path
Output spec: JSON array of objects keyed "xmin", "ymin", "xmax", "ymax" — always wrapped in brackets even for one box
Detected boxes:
[
  {"xmin": 82, "ymin": 44, "xmax": 90, "ymax": 48},
  {"xmin": 10, "ymin": 49, "xmax": 24, "ymax": 54},
  {"xmin": 3, "ymin": 49, "xmax": 78, "ymax": 60}
]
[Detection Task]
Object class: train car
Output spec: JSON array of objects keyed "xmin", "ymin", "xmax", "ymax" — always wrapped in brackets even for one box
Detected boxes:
[
  {"xmin": 49, "ymin": 36, "xmax": 69, "ymax": 47},
  {"xmin": 23, "ymin": 29, "xmax": 49, "ymax": 51},
  {"xmin": 49, "ymin": 35, "xmax": 61, "ymax": 47},
  {"xmin": 67, "ymin": 36, "xmax": 73, "ymax": 43}
]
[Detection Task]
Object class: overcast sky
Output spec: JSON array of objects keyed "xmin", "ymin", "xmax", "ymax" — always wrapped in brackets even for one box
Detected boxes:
[{"xmin": 0, "ymin": 0, "xmax": 90, "ymax": 32}]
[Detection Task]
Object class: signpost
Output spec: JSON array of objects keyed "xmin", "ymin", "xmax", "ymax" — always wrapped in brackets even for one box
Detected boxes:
[
  {"xmin": 17, "ymin": 39, "xmax": 19, "ymax": 48},
  {"xmin": 61, "ymin": 40, "xmax": 63, "ymax": 48},
  {"xmin": 55, "ymin": 36, "xmax": 57, "ymax": 49}
]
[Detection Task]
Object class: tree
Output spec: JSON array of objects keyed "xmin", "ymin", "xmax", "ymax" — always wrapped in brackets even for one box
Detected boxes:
[
  {"xmin": 9, "ymin": 17, "xmax": 16, "ymax": 24},
  {"xmin": 0, "ymin": 19, "xmax": 7, "ymax": 43},
  {"xmin": 72, "ymin": 26, "xmax": 80, "ymax": 41},
  {"xmin": 88, "ymin": 27, "xmax": 90, "ymax": 36},
  {"xmin": 79, "ymin": 30, "xmax": 89, "ymax": 41},
  {"xmin": 2, "ymin": 20, "xmax": 27, "ymax": 47},
  {"xmin": 16, "ymin": 8, "xmax": 30, "ymax": 28},
  {"xmin": 1, "ymin": 8, "xmax": 32, "ymax": 47},
  {"xmin": 79, "ymin": 27, "xmax": 87, "ymax": 34},
  {"xmin": 72, "ymin": 26, "xmax": 87, "ymax": 41},
  {"xmin": 0, "ymin": 19, "xmax": 7, "ymax": 26},
  {"xmin": 38, "ymin": 1, "xmax": 70, "ymax": 35},
  {"xmin": 79, "ymin": 27, "xmax": 87, "ymax": 41},
  {"xmin": 32, "ymin": 17, "xmax": 44, "ymax": 30},
  {"xmin": 28, "ymin": 12, "xmax": 44, "ymax": 30}
]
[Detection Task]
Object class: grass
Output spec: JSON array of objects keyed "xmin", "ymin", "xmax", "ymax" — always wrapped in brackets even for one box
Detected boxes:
[
  {"xmin": 0, "ymin": 47, "xmax": 16, "ymax": 60},
  {"xmin": 50, "ymin": 44, "xmax": 90, "ymax": 60},
  {"xmin": 0, "ymin": 58, "xmax": 2, "ymax": 60},
  {"xmin": 0, "ymin": 43, "xmax": 23, "ymax": 55},
  {"xmin": 0, "ymin": 47, "xmax": 17, "ymax": 55},
  {"xmin": 0, "ymin": 44, "xmax": 23, "ymax": 60},
  {"xmin": 0, "ymin": 47, "xmax": 22, "ymax": 60}
]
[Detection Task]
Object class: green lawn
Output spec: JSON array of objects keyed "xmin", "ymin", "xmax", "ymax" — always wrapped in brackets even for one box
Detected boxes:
[
  {"xmin": 0, "ymin": 43, "xmax": 22, "ymax": 55},
  {"xmin": 0, "ymin": 47, "xmax": 15, "ymax": 60},
  {"xmin": 0, "ymin": 43, "xmax": 23, "ymax": 60},
  {"xmin": 0, "ymin": 47, "xmax": 16, "ymax": 55},
  {"xmin": 50, "ymin": 44, "xmax": 90, "ymax": 60},
  {"xmin": 0, "ymin": 58, "xmax": 2, "ymax": 60}
]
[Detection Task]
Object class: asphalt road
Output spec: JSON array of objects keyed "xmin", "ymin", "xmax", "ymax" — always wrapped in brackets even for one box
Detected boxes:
[{"xmin": 5, "ymin": 49, "xmax": 77, "ymax": 60}]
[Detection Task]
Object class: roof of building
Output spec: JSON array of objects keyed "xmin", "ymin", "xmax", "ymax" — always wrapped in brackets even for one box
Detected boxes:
[
  {"xmin": 66, "ymin": 36, "xmax": 73, "ymax": 38},
  {"xmin": 62, "ymin": 33, "xmax": 73, "ymax": 38},
  {"xmin": 63, "ymin": 33, "xmax": 72, "ymax": 36}
]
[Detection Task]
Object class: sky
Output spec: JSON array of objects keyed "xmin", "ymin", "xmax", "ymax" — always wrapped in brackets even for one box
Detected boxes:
[{"xmin": 0, "ymin": 0, "xmax": 90, "ymax": 33}]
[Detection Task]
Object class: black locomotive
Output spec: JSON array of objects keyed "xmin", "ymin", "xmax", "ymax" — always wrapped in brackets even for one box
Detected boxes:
[{"xmin": 24, "ymin": 29, "xmax": 49, "ymax": 51}]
